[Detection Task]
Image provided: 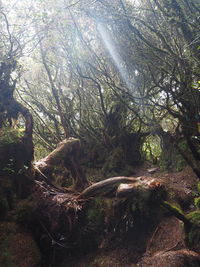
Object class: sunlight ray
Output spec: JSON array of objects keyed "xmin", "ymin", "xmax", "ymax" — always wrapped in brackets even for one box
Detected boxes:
[{"xmin": 97, "ymin": 23, "xmax": 133, "ymax": 91}]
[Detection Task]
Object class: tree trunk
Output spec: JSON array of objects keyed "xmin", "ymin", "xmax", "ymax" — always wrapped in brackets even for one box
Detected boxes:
[
  {"xmin": 78, "ymin": 176, "xmax": 164, "ymax": 199},
  {"xmin": 35, "ymin": 138, "xmax": 89, "ymax": 190}
]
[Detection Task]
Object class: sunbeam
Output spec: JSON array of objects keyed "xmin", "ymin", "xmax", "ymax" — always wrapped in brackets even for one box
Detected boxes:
[{"xmin": 97, "ymin": 23, "xmax": 133, "ymax": 91}]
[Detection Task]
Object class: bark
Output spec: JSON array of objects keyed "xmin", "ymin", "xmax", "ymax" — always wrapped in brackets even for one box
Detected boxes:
[
  {"xmin": 14, "ymin": 100, "xmax": 34, "ymax": 162},
  {"xmin": 152, "ymin": 126, "xmax": 176, "ymax": 171},
  {"xmin": 116, "ymin": 177, "xmax": 164, "ymax": 198},
  {"xmin": 79, "ymin": 176, "xmax": 164, "ymax": 199},
  {"xmin": 35, "ymin": 138, "xmax": 89, "ymax": 190},
  {"xmin": 0, "ymin": 60, "xmax": 34, "ymax": 163},
  {"xmin": 79, "ymin": 176, "xmax": 138, "ymax": 198},
  {"xmin": 40, "ymin": 47, "xmax": 70, "ymax": 138},
  {"xmin": 175, "ymin": 144, "xmax": 200, "ymax": 179}
]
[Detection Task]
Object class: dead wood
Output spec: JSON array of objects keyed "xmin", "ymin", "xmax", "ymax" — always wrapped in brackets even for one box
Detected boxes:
[
  {"xmin": 78, "ymin": 176, "xmax": 138, "ymax": 199},
  {"xmin": 35, "ymin": 138, "xmax": 89, "ymax": 190},
  {"xmin": 78, "ymin": 176, "xmax": 164, "ymax": 199},
  {"xmin": 116, "ymin": 177, "xmax": 164, "ymax": 197}
]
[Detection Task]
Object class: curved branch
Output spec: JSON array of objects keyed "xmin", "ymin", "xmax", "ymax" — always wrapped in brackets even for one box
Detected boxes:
[{"xmin": 78, "ymin": 176, "xmax": 141, "ymax": 199}]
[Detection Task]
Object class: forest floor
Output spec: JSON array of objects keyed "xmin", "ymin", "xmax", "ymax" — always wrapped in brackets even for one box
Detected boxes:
[
  {"xmin": 1, "ymin": 166, "xmax": 200, "ymax": 267},
  {"xmin": 61, "ymin": 166, "xmax": 200, "ymax": 267}
]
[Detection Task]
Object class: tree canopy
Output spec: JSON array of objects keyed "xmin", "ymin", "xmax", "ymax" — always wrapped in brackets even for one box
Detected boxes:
[{"xmin": 0, "ymin": 0, "xmax": 200, "ymax": 175}]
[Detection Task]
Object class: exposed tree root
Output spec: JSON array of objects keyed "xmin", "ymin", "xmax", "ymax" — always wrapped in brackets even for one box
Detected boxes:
[{"xmin": 35, "ymin": 138, "xmax": 89, "ymax": 190}]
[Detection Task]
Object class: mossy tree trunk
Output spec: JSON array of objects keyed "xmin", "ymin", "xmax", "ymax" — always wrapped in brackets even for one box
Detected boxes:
[{"xmin": 0, "ymin": 60, "xmax": 34, "ymax": 167}]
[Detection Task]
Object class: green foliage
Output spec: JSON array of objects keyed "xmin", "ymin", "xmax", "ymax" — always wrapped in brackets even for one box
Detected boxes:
[
  {"xmin": 194, "ymin": 197, "xmax": 200, "ymax": 210},
  {"xmin": 0, "ymin": 127, "xmax": 24, "ymax": 145},
  {"xmin": 142, "ymin": 135, "xmax": 161, "ymax": 163},
  {"xmin": 34, "ymin": 140, "xmax": 51, "ymax": 161},
  {"xmin": 191, "ymin": 81, "xmax": 200, "ymax": 90},
  {"xmin": 187, "ymin": 211, "xmax": 200, "ymax": 225}
]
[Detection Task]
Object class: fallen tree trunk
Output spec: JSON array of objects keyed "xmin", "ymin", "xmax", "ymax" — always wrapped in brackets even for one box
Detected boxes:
[
  {"xmin": 78, "ymin": 176, "xmax": 164, "ymax": 199},
  {"xmin": 116, "ymin": 177, "xmax": 164, "ymax": 197},
  {"xmin": 79, "ymin": 176, "xmax": 139, "ymax": 199},
  {"xmin": 35, "ymin": 138, "xmax": 89, "ymax": 190},
  {"xmin": 31, "ymin": 175, "xmax": 166, "ymax": 252}
]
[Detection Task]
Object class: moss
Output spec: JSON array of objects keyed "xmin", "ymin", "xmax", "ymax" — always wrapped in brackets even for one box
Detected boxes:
[
  {"xmin": 197, "ymin": 182, "xmax": 200, "ymax": 193},
  {"xmin": 76, "ymin": 197, "xmax": 108, "ymax": 253},
  {"xmin": 163, "ymin": 201, "xmax": 183, "ymax": 215},
  {"xmin": 187, "ymin": 210, "xmax": 200, "ymax": 225},
  {"xmin": 186, "ymin": 205, "xmax": 200, "ymax": 245},
  {"xmin": 81, "ymin": 198, "xmax": 115, "ymax": 249},
  {"xmin": 86, "ymin": 197, "xmax": 105, "ymax": 232},
  {"xmin": 187, "ymin": 226, "xmax": 200, "ymax": 245}
]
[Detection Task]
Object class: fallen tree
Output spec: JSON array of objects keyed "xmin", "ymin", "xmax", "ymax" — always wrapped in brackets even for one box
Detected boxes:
[
  {"xmin": 32, "ymin": 170, "xmax": 166, "ymax": 238},
  {"xmin": 35, "ymin": 138, "xmax": 89, "ymax": 190},
  {"xmin": 78, "ymin": 176, "xmax": 164, "ymax": 199}
]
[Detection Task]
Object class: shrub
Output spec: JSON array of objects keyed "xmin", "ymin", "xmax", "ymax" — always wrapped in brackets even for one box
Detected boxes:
[{"xmin": 0, "ymin": 126, "xmax": 23, "ymax": 145}]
